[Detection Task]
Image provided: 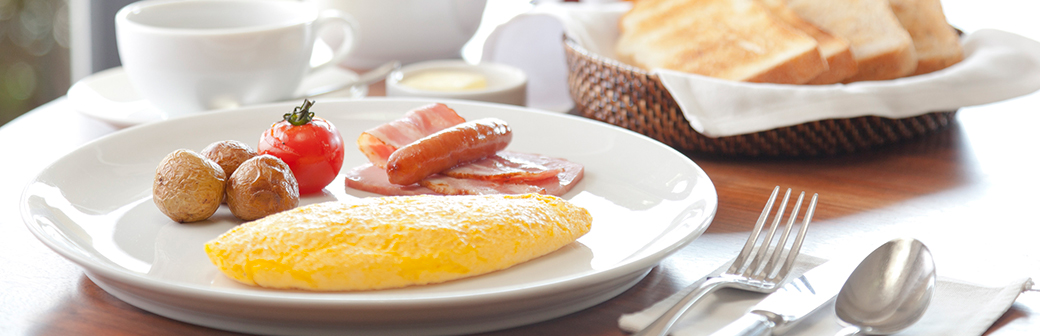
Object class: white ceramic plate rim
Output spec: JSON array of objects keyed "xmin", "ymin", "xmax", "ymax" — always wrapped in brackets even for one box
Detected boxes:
[{"xmin": 22, "ymin": 97, "xmax": 717, "ymax": 313}]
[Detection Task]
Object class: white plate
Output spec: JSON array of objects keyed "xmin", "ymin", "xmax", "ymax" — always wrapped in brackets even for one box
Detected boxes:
[
  {"xmin": 67, "ymin": 66, "xmax": 368, "ymax": 128},
  {"xmin": 21, "ymin": 98, "xmax": 717, "ymax": 335}
]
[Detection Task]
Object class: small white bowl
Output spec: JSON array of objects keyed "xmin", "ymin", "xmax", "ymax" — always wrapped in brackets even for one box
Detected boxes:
[{"xmin": 386, "ymin": 60, "xmax": 527, "ymax": 106}]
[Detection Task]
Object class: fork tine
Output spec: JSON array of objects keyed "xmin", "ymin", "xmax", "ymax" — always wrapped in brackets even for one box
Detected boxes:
[
  {"xmin": 774, "ymin": 193, "xmax": 818, "ymax": 281},
  {"xmin": 744, "ymin": 188, "xmax": 791, "ymax": 278},
  {"xmin": 728, "ymin": 186, "xmax": 779, "ymax": 274},
  {"xmin": 760, "ymin": 191, "xmax": 805, "ymax": 280}
]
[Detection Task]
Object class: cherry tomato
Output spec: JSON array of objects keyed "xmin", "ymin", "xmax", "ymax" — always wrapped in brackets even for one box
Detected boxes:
[{"xmin": 258, "ymin": 99, "xmax": 344, "ymax": 195}]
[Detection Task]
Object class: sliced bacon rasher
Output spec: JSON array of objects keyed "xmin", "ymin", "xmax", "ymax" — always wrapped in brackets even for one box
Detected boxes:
[
  {"xmin": 422, "ymin": 158, "xmax": 583, "ymax": 196},
  {"xmin": 344, "ymin": 152, "xmax": 584, "ymax": 197},
  {"xmin": 357, "ymin": 103, "xmax": 466, "ymax": 168},
  {"xmin": 343, "ymin": 163, "xmax": 437, "ymax": 196},
  {"xmin": 441, "ymin": 151, "xmax": 564, "ymax": 182}
]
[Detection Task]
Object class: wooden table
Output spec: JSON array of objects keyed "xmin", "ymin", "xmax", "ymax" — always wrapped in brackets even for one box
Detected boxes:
[{"xmin": 3, "ymin": 1, "xmax": 1039, "ymax": 335}]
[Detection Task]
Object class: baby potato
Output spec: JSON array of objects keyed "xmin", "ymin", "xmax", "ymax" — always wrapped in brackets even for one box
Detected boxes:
[
  {"xmin": 153, "ymin": 149, "xmax": 226, "ymax": 223},
  {"xmin": 226, "ymin": 154, "xmax": 300, "ymax": 221},
  {"xmin": 201, "ymin": 140, "xmax": 256, "ymax": 178}
]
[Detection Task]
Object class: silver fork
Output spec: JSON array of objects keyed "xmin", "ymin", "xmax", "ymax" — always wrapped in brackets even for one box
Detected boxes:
[{"xmin": 633, "ymin": 186, "xmax": 819, "ymax": 336}]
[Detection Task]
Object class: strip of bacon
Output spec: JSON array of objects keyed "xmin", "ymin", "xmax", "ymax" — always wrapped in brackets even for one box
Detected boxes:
[
  {"xmin": 531, "ymin": 157, "xmax": 584, "ymax": 196},
  {"xmin": 441, "ymin": 151, "xmax": 564, "ymax": 182},
  {"xmin": 344, "ymin": 153, "xmax": 584, "ymax": 197},
  {"xmin": 425, "ymin": 155, "xmax": 584, "ymax": 196},
  {"xmin": 357, "ymin": 103, "xmax": 466, "ymax": 168}
]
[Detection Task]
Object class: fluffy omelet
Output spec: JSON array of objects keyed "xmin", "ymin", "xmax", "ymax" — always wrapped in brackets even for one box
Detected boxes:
[{"xmin": 204, "ymin": 193, "xmax": 592, "ymax": 291}]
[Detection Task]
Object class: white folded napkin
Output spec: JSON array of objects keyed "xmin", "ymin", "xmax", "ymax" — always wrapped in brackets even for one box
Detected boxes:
[
  {"xmin": 656, "ymin": 29, "xmax": 1040, "ymax": 137},
  {"xmin": 481, "ymin": 2, "xmax": 632, "ymax": 113},
  {"xmin": 619, "ymin": 255, "xmax": 1033, "ymax": 336},
  {"xmin": 481, "ymin": 2, "xmax": 1040, "ymax": 137}
]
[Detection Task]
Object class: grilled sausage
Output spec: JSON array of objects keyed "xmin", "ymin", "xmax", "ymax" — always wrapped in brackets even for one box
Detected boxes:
[{"xmin": 386, "ymin": 118, "xmax": 511, "ymax": 185}]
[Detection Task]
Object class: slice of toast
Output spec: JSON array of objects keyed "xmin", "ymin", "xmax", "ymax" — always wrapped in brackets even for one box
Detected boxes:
[
  {"xmin": 888, "ymin": 0, "xmax": 963, "ymax": 75},
  {"xmin": 785, "ymin": 0, "xmax": 917, "ymax": 82},
  {"xmin": 615, "ymin": 0, "xmax": 827, "ymax": 84},
  {"xmin": 757, "ymin": 0, "xmax": 858, "ymax": 84}
]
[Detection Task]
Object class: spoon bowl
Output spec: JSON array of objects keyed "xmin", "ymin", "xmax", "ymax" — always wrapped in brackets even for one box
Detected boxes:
[{"xmin": 835, "ymin": 237, "xmax": 936, "ymax": 335}]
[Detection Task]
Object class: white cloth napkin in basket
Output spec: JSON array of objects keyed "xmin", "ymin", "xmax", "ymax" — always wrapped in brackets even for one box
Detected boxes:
[
  {"xmin": 618, "ymin": 254, "xmax": 1033, "ymax": 336},
  {"xmin": 481, "ymin": 2, "xmax": 1040, "ymax": 137}
]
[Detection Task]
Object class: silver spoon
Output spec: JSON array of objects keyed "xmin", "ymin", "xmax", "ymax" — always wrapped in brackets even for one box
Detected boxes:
[
  {"xmin": 294, "ymin": 60, "xmax": 400, "ymax": 99},
  {"xmin": 834, "ymin": 237, "xmax": 936, "ymax": 336}
]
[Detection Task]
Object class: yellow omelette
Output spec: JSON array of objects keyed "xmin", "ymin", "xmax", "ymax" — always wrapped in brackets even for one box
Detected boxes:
[{"xmin": 204, "ymin": 193, "xmax": 592, "ymax": 291}]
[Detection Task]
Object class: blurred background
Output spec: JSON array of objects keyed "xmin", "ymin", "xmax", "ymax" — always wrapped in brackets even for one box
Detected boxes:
[
  {"xmin": 1, "ymin": 0, "xmax": 136, "ymax": 126},
  {"xmin": 1, "ymin": 0, "xmax": 68, "ymax": 126}
]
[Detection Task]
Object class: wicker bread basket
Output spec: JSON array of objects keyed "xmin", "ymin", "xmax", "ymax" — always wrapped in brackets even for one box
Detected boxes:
[{"xmin": 563, "ymin": 37, "xmax": 957, "ymax": 157}]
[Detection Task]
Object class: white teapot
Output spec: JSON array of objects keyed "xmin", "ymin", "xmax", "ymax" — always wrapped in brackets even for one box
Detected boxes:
[{"xmin": 306, "ymin": 0, "xmax": 488, "ymax": 69}]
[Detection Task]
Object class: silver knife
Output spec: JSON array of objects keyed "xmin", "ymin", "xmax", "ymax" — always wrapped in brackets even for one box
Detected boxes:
[{"xmin": 708, "ymin": 260, "xmax": 859, "ymax": 336}]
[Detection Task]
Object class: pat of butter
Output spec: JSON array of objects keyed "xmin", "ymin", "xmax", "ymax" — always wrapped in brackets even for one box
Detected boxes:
[{"xmin": 399, "ymin": 70, "xmax": 487, "ymax": 92}]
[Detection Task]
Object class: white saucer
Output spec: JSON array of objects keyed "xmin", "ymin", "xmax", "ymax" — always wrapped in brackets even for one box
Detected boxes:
[{"xmin": 67, "ymin": 67, "xmax": 368, "ymax": 128}]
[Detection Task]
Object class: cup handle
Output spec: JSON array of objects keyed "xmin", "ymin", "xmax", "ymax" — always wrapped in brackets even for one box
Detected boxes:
[{"xmin": 310, "ymin": 9, "xmax": 359, "ymax": 72}]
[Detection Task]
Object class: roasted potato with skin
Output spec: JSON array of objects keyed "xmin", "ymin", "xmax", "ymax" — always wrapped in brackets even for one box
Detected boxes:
[
  {"xmin": 226, "ymin": 154, "xmax": 300, "ymax": 221},
  {"xmin": 201, "ymin": 140, "xmax": 256, "ymax": 178},
  {"xmin": 153, "ymin": 149, "xmax": 226, "ymax": 223}
]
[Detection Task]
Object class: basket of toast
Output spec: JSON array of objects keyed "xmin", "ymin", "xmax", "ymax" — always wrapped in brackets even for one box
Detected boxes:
[{"xmin": 560, "ymin": 0, "xmax": 1040, "ymax": 156}]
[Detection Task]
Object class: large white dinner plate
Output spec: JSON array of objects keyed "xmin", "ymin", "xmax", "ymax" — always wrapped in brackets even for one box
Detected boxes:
[{"xmin": 21, "ymin": 98, "xmax": 717, "ymax": 335}]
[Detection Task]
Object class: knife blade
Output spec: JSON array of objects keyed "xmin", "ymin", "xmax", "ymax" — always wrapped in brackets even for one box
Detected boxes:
[{"xmin": 709, "ymin": 259, "xmax": 859, "ymax": 336}]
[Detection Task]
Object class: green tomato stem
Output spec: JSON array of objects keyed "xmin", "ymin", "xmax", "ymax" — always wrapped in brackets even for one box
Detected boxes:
[{"xmin": 284, "ymin": 99, "xmax": 316, "ymax": 126}]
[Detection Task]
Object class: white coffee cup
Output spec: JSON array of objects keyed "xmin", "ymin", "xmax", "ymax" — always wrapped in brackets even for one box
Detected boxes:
[
  {"xmin": 115, "ymin": 0, "xmax": 359, "ymax": 118},
  {"xmin": 305, "ymin": 0, "xmax": 486, "ymax": 69}
]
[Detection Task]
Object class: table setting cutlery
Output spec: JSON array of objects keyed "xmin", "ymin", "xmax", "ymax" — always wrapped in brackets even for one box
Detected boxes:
[
  {"xmin": 616, "ymin": 185, "xmax": 1034, "ymax": 336},
  {"xmin": 708, "ymin": 238, "xmax": 935, "ymax": 336},
  {"xmin": 620, "ymin": 233, "xmax": 1029, "ymax": 336},
  {"xmin": 635, "ymin": 186, "xmax": 819, "ymax": 336},
  {"xmin": 832, "ymin": 238, "xmax": 936, "ymax": 336},
  {"xmin": 704, "ymin": 259, "xmax": 855, "ymax": 336}
]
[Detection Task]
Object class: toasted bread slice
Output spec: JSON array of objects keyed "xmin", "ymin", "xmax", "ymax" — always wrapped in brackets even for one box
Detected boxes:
[
  {"xmin": 757, "ymin": 0, "xmax": 858, "ymax": 84},
  {"xmin": 888, "ymin": 0, "xmax": 963, "ymax": 75},
  {"xmin": 785, "ymin": 0, "xmax": 917, "ymax": 82},
  {"xmin": 615, "ymin": 0, "xmax": 826, "ymax": 84}
]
